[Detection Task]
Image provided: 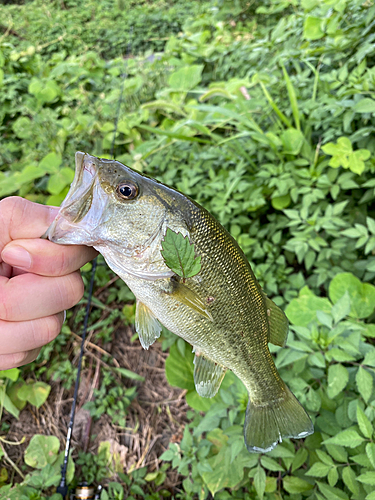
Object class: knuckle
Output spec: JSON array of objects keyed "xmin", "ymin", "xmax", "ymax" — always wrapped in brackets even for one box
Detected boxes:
[{"xmin": 0, "ymin": 289, "xmax": 13, "ymax": 321}]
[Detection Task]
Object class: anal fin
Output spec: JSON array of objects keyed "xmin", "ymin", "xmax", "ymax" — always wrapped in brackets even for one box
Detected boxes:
[
  {"xmin": 193, "ymin": 351, "xmax": 226, "ymax": 398},
  {"xmin": 135, "ymin": 301, "xmax": 162, "ymax": 350},
  {"xmin": 169, "ymin": 280, "xmax": 213, "ymax": 321},
  {"xmin": 266, "ymin": 297, "xmax": 289, "ymax": 347}
]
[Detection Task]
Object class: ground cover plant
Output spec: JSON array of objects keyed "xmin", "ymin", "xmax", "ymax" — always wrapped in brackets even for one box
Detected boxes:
[{"xmin": 1, "ymin": 0, "xmax": 375, "ymax": 498}]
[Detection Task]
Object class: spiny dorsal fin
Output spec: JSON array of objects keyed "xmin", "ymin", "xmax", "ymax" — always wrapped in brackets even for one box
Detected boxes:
[
  {"xmin": 193, "ymin": 351, "xmax": 226, "ymax": 398},
  {"xmin": 266, "ymin": 297, "xmax": 289, "ymax": 347},
  {"xmin": 135, "ymin": 301, "xmax": 162, "ymax": 350},
  {"xmin": 169, "ymin": 280, "xmax": 213, "ymax": 321}
]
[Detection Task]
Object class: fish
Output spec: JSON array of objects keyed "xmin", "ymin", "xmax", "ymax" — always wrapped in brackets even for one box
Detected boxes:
[{"xmin": 44, "ymin": 151, "xmax": 314, "ymax": 453}]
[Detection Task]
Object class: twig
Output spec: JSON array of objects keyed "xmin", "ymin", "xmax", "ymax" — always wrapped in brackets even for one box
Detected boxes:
[{"xmin": 0, "ymin": 440, "xmax": 25, "ymax": 480}]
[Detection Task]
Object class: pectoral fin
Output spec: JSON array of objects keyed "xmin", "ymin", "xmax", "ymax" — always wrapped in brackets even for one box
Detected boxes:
[
  {"xmin": 193, "ymin": 352, "xmax": 226, "ymax": 398},
  {"xmin": 135, "ymin": 301, "xmax": 162, "ymax": 350},
  {"xmin": 169, "ymin": 280, "xmax": 213, "ymax": 321},
  {"xmin": 266, "ymin": 297, "xmax": 289, "ymax": 347}
]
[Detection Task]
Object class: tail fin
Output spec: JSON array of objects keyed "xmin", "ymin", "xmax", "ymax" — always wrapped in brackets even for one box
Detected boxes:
[{"xmin": 244, "ymin": 384, "xmax": 313, "ymax": 453}]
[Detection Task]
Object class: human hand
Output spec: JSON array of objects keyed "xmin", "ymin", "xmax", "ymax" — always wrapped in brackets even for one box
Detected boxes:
[{"xmin": 0, "ymin": 197, "xmax": 98, "ymax": 370}]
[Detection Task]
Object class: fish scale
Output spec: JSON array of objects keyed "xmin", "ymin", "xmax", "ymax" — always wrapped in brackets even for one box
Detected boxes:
[{"xmin": 45, "ymin": 152, "xmax": 314, "ymax": 453}]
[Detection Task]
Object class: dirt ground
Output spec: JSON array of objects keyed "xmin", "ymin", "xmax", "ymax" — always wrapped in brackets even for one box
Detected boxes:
[{"xmin": 4, "ymin": 320, "xmax": 189, "ymax": 492}]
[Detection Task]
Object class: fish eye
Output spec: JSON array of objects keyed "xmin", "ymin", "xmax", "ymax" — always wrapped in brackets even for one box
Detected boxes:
[{"xmin": 116, "ymin": 181, "xmax": 139, "ymax": 200}]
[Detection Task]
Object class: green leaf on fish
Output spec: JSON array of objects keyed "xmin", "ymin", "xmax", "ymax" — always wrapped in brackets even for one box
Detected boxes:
[{"xmin": 161, "ymin": 228, "xmax": 201, "ymax": 280}]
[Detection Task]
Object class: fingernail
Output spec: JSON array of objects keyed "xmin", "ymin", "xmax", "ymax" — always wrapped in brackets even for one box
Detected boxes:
[{"xmin": 2, "ymin": 246, "xmax": 32, "ymax": 269}]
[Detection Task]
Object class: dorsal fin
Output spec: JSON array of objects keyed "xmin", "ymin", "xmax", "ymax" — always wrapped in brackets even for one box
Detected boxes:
[
  {"xmin": 193, "ymin": 351, "xmax": 226, "ymax": 398},
  {"xmin": 266, "ymin": 297, "xmax": 289, "ymax": 347},
  {"xmin": 135, "ymin": 301, "xmax": 162, "ymax": 350}
]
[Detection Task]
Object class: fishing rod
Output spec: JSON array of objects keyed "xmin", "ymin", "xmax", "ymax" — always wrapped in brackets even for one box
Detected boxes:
[{"xmin": 56, "ymin": 34, "xmax": 132, "ymax": 500}]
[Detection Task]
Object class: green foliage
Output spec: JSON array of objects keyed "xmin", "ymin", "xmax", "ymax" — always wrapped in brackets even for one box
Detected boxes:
[
  {"xmin": 2, "ymin": 0, "xmax": 375, "ymax": 498},
  {"xmin": 163, "ymin": 272, "xmax": 375, "ymax": 498},
  {"xmin": 161, "ymin": 228, "xmax": 202, "ymax": 280}
]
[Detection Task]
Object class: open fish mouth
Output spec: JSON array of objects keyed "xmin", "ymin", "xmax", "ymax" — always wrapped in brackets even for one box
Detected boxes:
[{"xmin": 43, "ymin": 152, "xmax": 108, "ymax": 245}]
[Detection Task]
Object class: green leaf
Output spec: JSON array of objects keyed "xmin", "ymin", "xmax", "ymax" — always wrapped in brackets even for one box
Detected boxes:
[
  {"xmin": 24, "ymin": 435, "xmax": 60, "ymax": 468},
  {"xmin": 0, "ymin": 368, "xmax": 20, "ymax": 381},
  {"xmin": 168, "ymin": 65, "xmax": 203, "ymax": 91},
  {"xmin": 329, "ymin": 272, "xmax": 375, "ymax": 319},
  {"xmin": 303, "ymin": 16, "xmax": 325, "ymax": 40},
  {"xmin": 342, "ymin": 467, "xmax": 360, "ymax": 497},
  {"xmin": 353, "ymin": 98, "xmax": 375, "ymax": 113},
  {"xmin": 366, "ymin": 443, "xmax": 375, "ymax": 468},
  {"xmin": 281, "ymin": 128, "xmax": 304, "ymax": 155},
  {"xmin": 165, "ymin": 343, "xmax": 195, "ymax": 390},
  {"xmin": 283, "ymin": 476, "xmax": 313, "ymax": 494},
  {"xmin": 39, "ymin": 152, "xmax": 62, "ymax": 174},
  {"xmin": 331, "ymin": 291, "xmax": 351, "ymax": 324},
  {"xmin": 356, "ymin": 367, "xmax": 373, "ymax": 404},
  {"xmin": 17, "ymin": 381, "xmax": 51, "ymax": 408},
  {"xmin": 327, "ymin": 364, "xmax": 349, "ymax": 399},
  {"xmin": 317, "ymin": 481, "xmax": 349, "ymax": 500},
  {"xmin": 115, "ymin": 367, "xmax": 145, "ymax": 382},
  {"xmin": 323, "ymin": 428, "xmax": 365, "ymax": 447},
  {"xmin": 47, "ymin": 168, "xmax": 75, "ymax": 195},
  {"xmin": 306, "ymin": 462, "xmax": 331, "ymax": 477},
  {"xmin": 260, "ymin": 456, "xmax": 284, "ymax": 472},
  {"xmin": 285, "ymin": 287, "xmax": 331, "ymax": 326},
  {"xmin": 357, "ymin": 471, "xmax": 375, "ymax": 485},
  {"xmin": 253, "ymin": 465, "xmax": 266, "ymax": 500},
  {"xmin": 161, "ymin": 228, "xmax": 201, "ymax": 280},
  {"xmin": 357, "ymin": 405, "xmax": 373, "ymax": 439},
  {"xmin": 271, "ymin": 194, "xmax": 291, "ymax": 210}
]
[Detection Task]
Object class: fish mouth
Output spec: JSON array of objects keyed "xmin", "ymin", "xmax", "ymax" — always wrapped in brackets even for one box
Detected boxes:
[{"xmin": 43, "ymin": 152, "xmax": 106, "ymax": 245}]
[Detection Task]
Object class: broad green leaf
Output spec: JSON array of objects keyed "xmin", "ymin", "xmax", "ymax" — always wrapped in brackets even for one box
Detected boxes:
[
  {"xmin": 317, "ymin": 481, "xmax": 349, "ymax": 500},
  {"xmin": 303, "ymin": 16, "xmax": 325, "ymax": 40},
  {"xmin": 271, "ymin": 194, "xmax": 291, "ymax": 210},
  {"xmin": 283, "ymin": 476, "xmax": 313, "ymax": 494},
  {"xmin": 168, "ymin": 65, "xmax": 203, "ymax": 91},
  {"xmin": 253, "ymin": 465, "xmax": 266, "ymax": 500},
  {"xmin": 306, "ymin": 462, "xmax": 331, "ymax": 477},
  {"xmin": 327, "ymin": 364, "xmax": 348, "ymax": 399},
  {"xmin": 39, "ymin": 152, "xmax": 62, "ymax": 174},
  {"xmin": 165, "ymin": 343, "xmax": 195, "ymax": 390},
  {"xmin": 0, "ymin": 368, "xmax": 20, "ymax": 381},
  {"xmin": 285, "ymin": 287, "xmax": 331, "ymax": 326},
  {"xmin": 24, "ymin": 435, "xmax": 60, "ymax": 468},
  {"xmin": 329, "ymin": 272, "xmax": 375, "ymax": 319},
  {"xmin": 281, "ymin": 128, "xmax": 304, "ymax": 155},
  {"xmin": 260, "ymin": 456, "xmax": 284, "ymax": 472},
  {"xmin": 353, "ymin": 98, "xmax": 375, "ymax": 113},
  {"xmin": 342, "ymin": 467, "xmax": 359, "ymax": 497},
  {"xmin": 331, "ymin": 292, "xmax": 351, "ymax": 324},
  {"xmin": 17, "ymin": 381, "xmax": 51, "ymax": 408},
  {"xmin": 323, "ymin": 428, "xmax": 365, "ymax": 447},
  {"xmin": 357, "ymin": 405, "xmax": 372, "ymax": 439},
  {"xmin": 356, "ymin": 367, "xmax": 373, "ymax": 403},
  {"xmin": 357, "ymin": 471, "xmax": 375, "ymax": 485},
  {"xmin": 47, "ymin": 168, "xmax": 75, "ymax": 195},
  {"xmin": 328, "ymin": 466, "xmax": 338, "ymax": 487},
  {"xmin": 161, "ymin": 228, "xmax": 201, "ymax": 279}
]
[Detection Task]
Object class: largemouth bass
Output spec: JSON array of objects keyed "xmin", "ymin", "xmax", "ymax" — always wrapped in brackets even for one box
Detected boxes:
[{"xmin": 44, "ymin": 152, "xmax": 313, "ymax": 453}]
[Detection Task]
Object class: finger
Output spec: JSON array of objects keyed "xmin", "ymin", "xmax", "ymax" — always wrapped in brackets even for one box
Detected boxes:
[
  {"xmin": 0, "ymin": 197, "xmax": 58, "ymax": 249},
  {"xmin": 0, "ymin": 348, "xmax": 41, "ymax": 371},
  {"xmin": 0, "ymin": 312, "xmax": 64, "ymax": 355},
  {"xmin": 0, "ymin": 272, "xmax": 84, "ymax": 321},
  {"xmin": 1, "ymin": 239, "xmax": 98, "ymax": 276}
]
